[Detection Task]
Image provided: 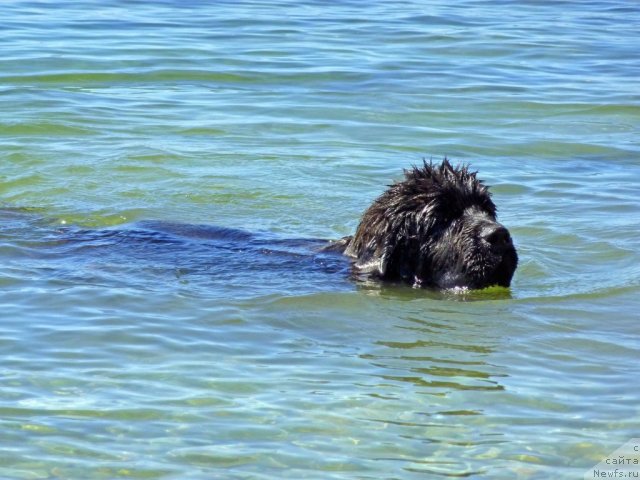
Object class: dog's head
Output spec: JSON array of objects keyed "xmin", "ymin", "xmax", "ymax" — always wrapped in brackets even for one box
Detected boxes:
[{"xmin": 345, "ymin": 160, "xmax": 518, "ymax": 290}]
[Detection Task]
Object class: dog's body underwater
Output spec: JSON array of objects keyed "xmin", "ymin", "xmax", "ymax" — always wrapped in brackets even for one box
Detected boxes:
[
  {"xmin": 333, "ymin": 160, "xmax": 518, "ymax": 290},
  {"xmin": 3, "ymin": 160, "xmax": 516, "ymax": 293}
]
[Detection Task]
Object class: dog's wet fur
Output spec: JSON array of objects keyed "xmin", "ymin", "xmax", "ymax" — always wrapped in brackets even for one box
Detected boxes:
[
  {"xmin": 330, "ymin": 159, "xmax": 518, "ymax": 290},
  {"xmin": 2, "ymin": 160, "xmax": 517, "ymax": 292}
]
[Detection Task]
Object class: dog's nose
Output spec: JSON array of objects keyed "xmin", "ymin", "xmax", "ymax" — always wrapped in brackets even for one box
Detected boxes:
[{"xmin": 481, "ymin": 224, "xmax": 512, "ymax": 250}]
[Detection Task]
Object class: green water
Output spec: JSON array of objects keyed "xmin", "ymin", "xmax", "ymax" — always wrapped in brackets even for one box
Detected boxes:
[{"xmin": 1, "ymin": 1, "xmax": 639, "ymax": 479}]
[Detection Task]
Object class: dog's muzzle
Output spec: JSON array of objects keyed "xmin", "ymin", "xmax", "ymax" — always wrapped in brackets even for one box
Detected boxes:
[{"xmin": 480, "ymin": 223, "xmax": 514, "ymax": 253}]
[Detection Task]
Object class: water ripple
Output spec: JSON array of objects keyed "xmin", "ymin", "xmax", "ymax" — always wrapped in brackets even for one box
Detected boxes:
[{"xmin": 2, "ymin": 1, "xmax": 640, "ymax": 478}]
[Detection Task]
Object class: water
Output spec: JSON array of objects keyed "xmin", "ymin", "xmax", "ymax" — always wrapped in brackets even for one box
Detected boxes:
[{"xmin": 1, "ymin": 1, "xmax": 639, "ymax": 478}]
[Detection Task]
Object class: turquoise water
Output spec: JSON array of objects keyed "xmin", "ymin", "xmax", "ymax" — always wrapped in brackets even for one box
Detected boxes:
[{"xmin": 1, "ymin": 1, "xmax": 640, "ymax": 478}]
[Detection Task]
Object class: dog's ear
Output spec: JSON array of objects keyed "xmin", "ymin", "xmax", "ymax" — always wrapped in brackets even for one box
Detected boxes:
[
  {"xmin": 353, "ymin": 244, "xmax": 387, "ymax": 276},
  {"xmin": 377, "ymin": 233, "xmax": 397, "ymax": 277},
  {"xmin": 372, "ymin": 212, "xmax": 418, "ymax": 278},
  {"xmin": 351, "ymin": 231, "xmax": 397, "ymax": 277}
]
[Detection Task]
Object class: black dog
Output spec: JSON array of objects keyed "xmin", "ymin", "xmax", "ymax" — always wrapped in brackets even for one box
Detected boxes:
[
  {"xmin": 332, "ymin": 160, "xmax": 518, "ymax": 290},
  {"xmin": 2, "ymin": 160, "xmax": 516, "ymax": 292}
]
